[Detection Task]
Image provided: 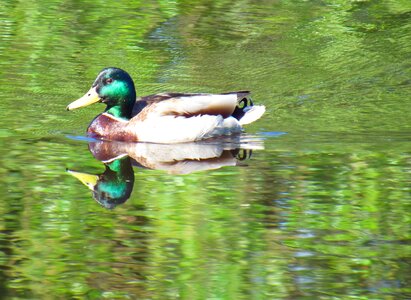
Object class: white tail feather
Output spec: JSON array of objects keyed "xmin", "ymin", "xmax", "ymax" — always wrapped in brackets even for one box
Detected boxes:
[{"xmin": 239, "ymin": 105, "xmax": 266, "ymax": 125}]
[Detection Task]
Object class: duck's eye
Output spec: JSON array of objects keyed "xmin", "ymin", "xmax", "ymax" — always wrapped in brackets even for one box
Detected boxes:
[{"xmin": 106, "ymin": 78, "xmax": 114, "ymax": 84}]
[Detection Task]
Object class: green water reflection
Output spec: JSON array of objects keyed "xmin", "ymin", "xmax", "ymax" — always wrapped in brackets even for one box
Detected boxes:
[{"xmin": 1, "ymin": 0, "xmax": 410, "ymax": 299}]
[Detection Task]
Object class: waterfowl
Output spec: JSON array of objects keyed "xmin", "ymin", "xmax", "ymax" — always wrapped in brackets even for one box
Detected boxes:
[{"xmin": 67, "ymin": 67, "xmax": 265, "ymax": 143}]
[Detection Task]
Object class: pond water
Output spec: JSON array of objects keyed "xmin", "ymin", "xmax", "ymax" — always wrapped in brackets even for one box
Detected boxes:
[{"xmin": 1, "ymin": 1, "xmax": 410, "ymax": 299}]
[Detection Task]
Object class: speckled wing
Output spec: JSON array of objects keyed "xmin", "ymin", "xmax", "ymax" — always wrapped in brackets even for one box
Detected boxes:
[{"xmin": 132, "ymin": 91, "xmax": 250, "ymax": 121}]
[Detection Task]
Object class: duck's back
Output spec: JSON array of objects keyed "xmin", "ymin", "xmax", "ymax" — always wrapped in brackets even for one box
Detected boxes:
[{"xmin": 132, "ymin": 91, "xmax": 250, "ymax": 117}]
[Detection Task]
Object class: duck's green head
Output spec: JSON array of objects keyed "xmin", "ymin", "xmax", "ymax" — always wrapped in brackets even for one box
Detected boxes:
[{"xmin": 67, "ymin": 67, "xmax": 136, "ymax": 119}]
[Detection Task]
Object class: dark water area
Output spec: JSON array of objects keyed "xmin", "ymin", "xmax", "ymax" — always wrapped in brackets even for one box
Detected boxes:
[{"xmin": 1, "ymin": 1, "xmax": 410, "ymax": 299}]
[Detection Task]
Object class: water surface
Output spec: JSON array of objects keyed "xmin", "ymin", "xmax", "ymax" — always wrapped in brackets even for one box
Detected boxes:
[{"xmin": 1, "ymin": 1, "xmax": 410, "ymax": 299}]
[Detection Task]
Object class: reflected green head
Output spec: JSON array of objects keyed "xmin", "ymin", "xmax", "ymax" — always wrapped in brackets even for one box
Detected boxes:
[
  {"xmin": 93, "ymin": 158, "xmax": 134, "ymax": 209},
  {"xmin": 94, "ymin": 179, "xmax": 129, "ymax": 209}
]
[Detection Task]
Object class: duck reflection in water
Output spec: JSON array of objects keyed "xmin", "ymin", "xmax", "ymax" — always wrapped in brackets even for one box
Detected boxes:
[
  {"xmin": 68, "ymin": 139, "xmax": 262, "ymax": 209},
  {"xmin": 68, "ymin": 155, "xmax": 134, "ymax": 209}
]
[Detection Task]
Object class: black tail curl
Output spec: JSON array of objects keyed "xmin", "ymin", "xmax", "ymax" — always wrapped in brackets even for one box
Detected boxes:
[
  {"xmin": 230, "ymin": 149, "xmax": 253, "ymax": 161},
  {"xmin": 232, "ymin": 97, "xmax": 254, "ymax": 121}
]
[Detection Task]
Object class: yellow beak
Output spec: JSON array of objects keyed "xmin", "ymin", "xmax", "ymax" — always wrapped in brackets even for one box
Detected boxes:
[
  {"xmin": 67, "ymin": 170, "xmax": 99, "ymax": 191},
  {"xmin": 66, "ymin": 86, "xmax": 100, "ymax": 111}
]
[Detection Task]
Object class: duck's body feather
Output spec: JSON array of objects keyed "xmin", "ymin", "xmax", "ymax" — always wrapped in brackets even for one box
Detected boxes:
[{"xmin": 130, "ymin": 115, "xmax": 241, "ymax": 143}]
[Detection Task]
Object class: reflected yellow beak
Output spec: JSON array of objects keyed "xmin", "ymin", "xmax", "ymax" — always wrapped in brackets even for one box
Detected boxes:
[
  {"xmin": 66, "ymin": 86, "xmax": 100, "ymax": 111},
  {"xmin": 67, "ymin": 170, "xmax": 99, "ymax": 191}
]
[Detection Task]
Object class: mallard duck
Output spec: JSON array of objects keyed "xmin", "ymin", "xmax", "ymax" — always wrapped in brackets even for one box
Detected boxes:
[{"xmin": 67, "ymin": 67, "xmax": 265, "ymax": 143}]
